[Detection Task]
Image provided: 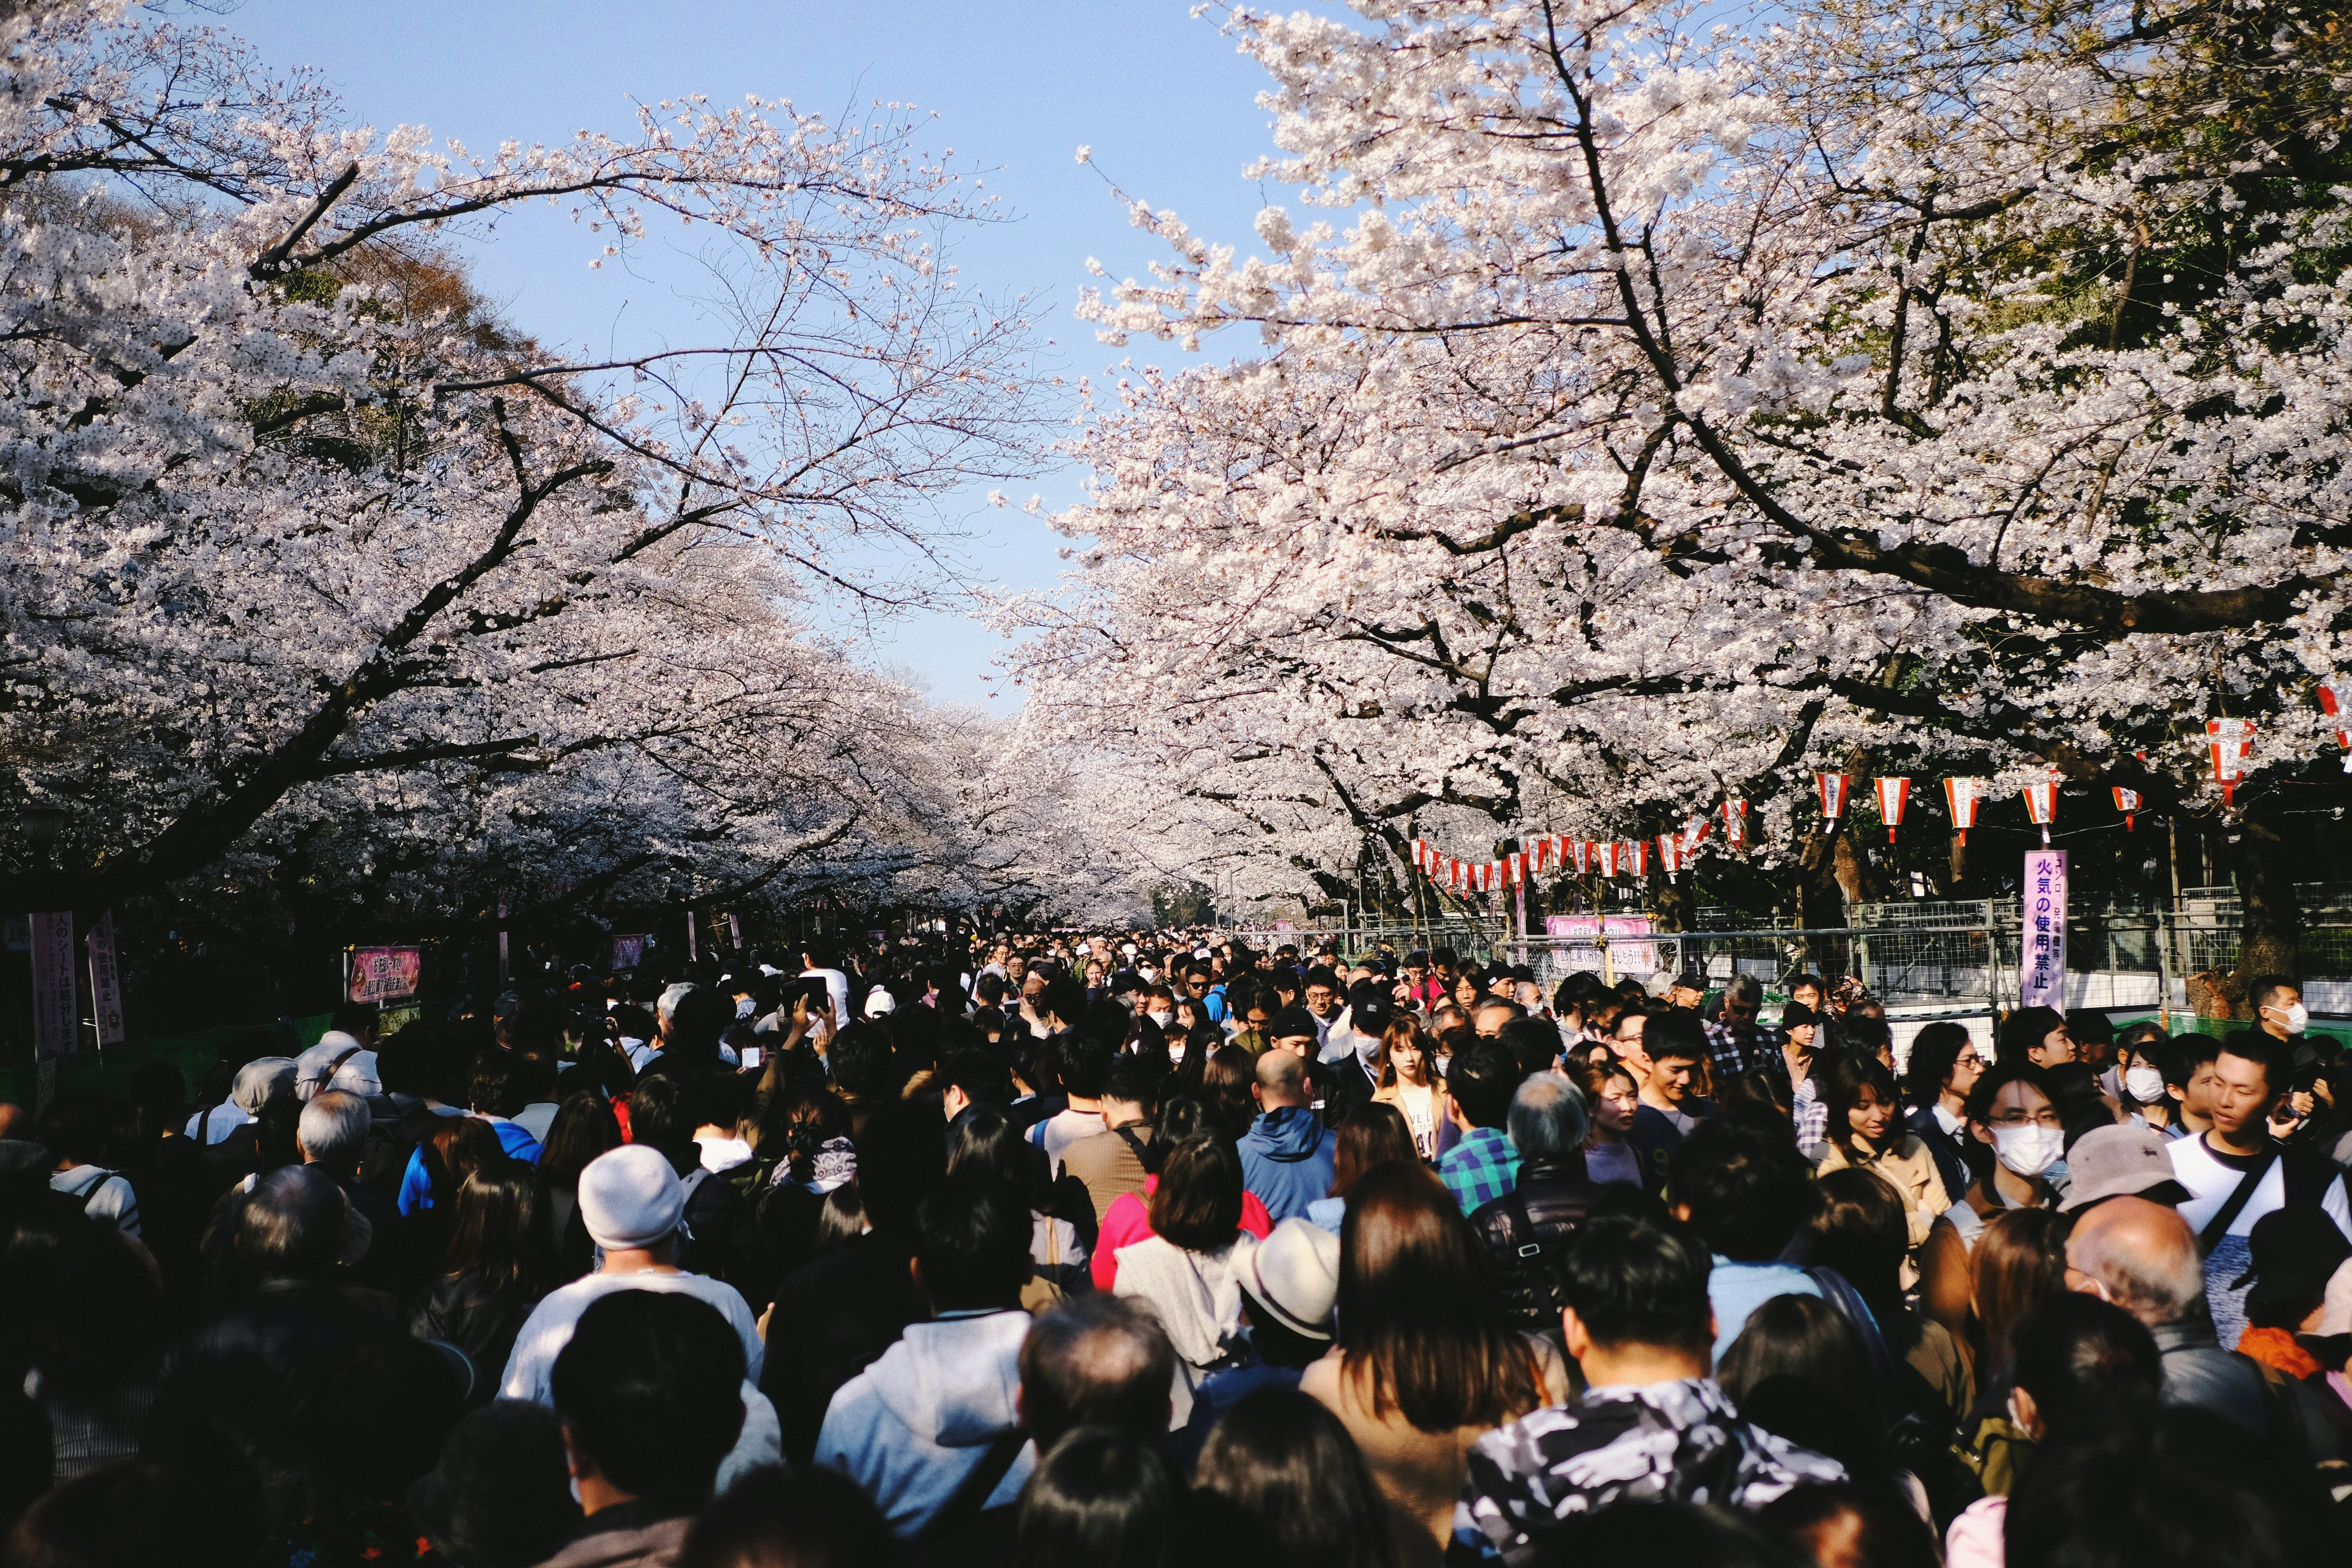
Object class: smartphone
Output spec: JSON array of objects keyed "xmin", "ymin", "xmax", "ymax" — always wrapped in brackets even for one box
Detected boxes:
[{"xmin": 740, "ymin": 1045, "xmax": 763, "ymax": 1072}]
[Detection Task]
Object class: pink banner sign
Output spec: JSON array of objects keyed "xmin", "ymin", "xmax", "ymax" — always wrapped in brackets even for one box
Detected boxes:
[
  {"xmin": 31, "ymin": 911, "xmax": 74, "ymax": 1059},
  {"xmin": 2020, "ymin": 849, "xmax": 2068, "ymax": 1011},
  {"xmin": 347, "ymin": 945, "xmax": 423, "ymax": 1004}
]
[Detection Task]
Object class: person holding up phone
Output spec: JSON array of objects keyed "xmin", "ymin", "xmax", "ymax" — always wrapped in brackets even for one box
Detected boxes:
[{"xmin": 2166, "ymin": 1031, "xmax": 2352, "ymax": 1352}]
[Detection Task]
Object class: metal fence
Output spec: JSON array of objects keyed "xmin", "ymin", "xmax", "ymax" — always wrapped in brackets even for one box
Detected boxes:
[{"xmin": 1232, "ymin": 898, "xmax": 2352, "ymax": 1011}]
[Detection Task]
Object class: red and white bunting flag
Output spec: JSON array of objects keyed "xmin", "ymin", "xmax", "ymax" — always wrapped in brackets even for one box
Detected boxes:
[
  {"xmin": 1626, "ymin": 839, "xmax": 1650, "ymax": 878},
  {"xmin": 1943, "ymin": 777, "xmax": 1984, "ymax": 845},
  {"xmin": 1682, "ymin": 815, "xmax": 1711, "ymax": 855},
  {"xmin": 2112, "ymin": 785, "xmax": 2141, "ymax": 832},
  {"xmin": 1448, "ymin": 858, "xmax": 1464, "ymax": 891},
  {"xmin": 1409, "ymin": 838, "xmax": 1427, "ymax": 873},
  {"xmin": 2321, "ymin": 686, "xmax": 2352, "ymax": 773},
  {"xmin": 2021, "ymin": 774, "xmax": 2059, "ymax": 845},
  {"xmin": 1573, "ymin": 840, "xmax": 1594, "ymax": 875},
  {"xmin": 1658, "ymin": 830, "xmax": 1684, "ymax": 878},
  {"xmin": 1875, "ymin": 777, "xmax": 1911, "ymax": 844},
  {"xmin": 2207, "ymin": 718, "xmax": 2255, "ymax": 809},
  {"xmin": 1818, "ymin": 773, "xmax": 1853, "ymax": 821},
  {"xmin": 1722, "ymin": 799, "xmax": 1748, "ymax": 848},
  {"xmin": 1505, "ymin": 854, "xmax": 1523, "ymax": 887},
  {"xmin": 1596, "ymin": 841, "xmax": 1621, "ymax": 878}
]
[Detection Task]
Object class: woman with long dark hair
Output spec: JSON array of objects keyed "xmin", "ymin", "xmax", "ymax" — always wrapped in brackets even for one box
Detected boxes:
[
  {"xmin": 407, "ymin": 1160, "xmax": 555, "ymax": 1395},
  {"xmin": 949, "ymin": 1106, "xmax": 1089, "ymax": 1300},
  {"xmin": 1803, "ymin": 1167, "xmax": 1972, "ymax": 1424},
  {"xmin": 1194, "ymin": 1387, "xmax": 1401, "ymax": 1568},
  {"xmin": 1302, "ymin": 1162, "xmax": 1553, "ymax": 1559},
  {"xmin": 1198, "ymin": 1048, "xmax": 1259, "ymax": 1145},
  {"xmin": 534, "ymin": 1091, "xmax": 622, "ymax": 1283},
  {"xmin": 1305, "ymin": 1104, "xmax": 1420, "ymax": 1232}
]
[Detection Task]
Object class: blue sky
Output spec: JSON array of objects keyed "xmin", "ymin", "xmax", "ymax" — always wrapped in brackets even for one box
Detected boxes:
[{"xmin": 230, "ymin": 0, "xmax": 1300, "ymax": 705}]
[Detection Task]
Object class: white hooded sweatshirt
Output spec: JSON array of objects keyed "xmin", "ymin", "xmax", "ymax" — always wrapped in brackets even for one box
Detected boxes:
[{"xmin": 813, "ymin": 1308, "xmax": 1035, "ymax": 1539}]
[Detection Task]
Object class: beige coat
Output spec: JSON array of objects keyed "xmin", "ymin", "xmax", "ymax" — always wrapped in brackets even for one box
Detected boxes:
[
  {"xmin": 1816, "ymin": 1132, "xmax": 1952, "ymax": 1249},
  {"xmin": 1370, "ymin": 1078, "xmax": 1447, "ymax": 1159}
]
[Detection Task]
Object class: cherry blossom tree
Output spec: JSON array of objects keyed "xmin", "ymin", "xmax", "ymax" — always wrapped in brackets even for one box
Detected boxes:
[
  {"xmin": 1021, "ymin": 0, "xmax": 2352, "ymax": 989},
  {"xmin": 0, "ymin": 0, "xmax": 1044, "ymax": 935}
]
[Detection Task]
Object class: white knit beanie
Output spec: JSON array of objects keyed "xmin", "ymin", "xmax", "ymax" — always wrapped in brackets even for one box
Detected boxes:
[{"xmin": 577, "ymin": 1144, "xmax": 684, "ymax": 1252}]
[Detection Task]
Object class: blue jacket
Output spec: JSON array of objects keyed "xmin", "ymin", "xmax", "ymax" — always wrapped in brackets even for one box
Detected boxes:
[
  {"xmin": 1239, "ymin": 1106, "xmax": 1338, "ymax": 1224},
  {"xmin": 396, "ymin": 1117, "xmax": 541, "ymax": 1216}
]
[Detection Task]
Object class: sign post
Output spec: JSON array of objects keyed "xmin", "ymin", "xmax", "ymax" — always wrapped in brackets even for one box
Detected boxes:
[
  {"xmin": 86, "ymin": 911, "xmax": 124, "ymax": 1045},
  {"xmin": 30, "ymin": 911, "xmax": 74, "ymax": 1059},
  {"xmin": 2020, "ymin": 849, "xmax": 2068, "ymax": 1013}
]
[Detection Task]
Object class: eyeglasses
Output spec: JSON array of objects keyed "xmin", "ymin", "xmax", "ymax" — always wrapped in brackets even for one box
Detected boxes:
[{"xmin": 1987, "ymin": 1108, "xmax": 2064, "ymax": 1129}]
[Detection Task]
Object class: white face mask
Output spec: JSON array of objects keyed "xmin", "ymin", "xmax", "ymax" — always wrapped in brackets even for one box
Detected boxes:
[
  {"xmin": 2123, "ymin": 1065, "xmax": 2166, "ymax": 1103},
  {"xmin": 1992, "ymin": 1123, "xmax": 2064, "ymax": 1178},
  {"xmin": 2273, "ymin": 1001, "xmax": 2311, "ymax": 1035},
  {"xmin": 1146, "ymin": 1009, "xmax": 1174, "ymax": 1029}
]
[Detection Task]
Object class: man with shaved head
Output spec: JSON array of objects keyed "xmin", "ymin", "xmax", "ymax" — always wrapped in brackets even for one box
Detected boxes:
[
  {"xmin": 2065, "ymin": 1196, "xmax": 2323, "ymax": 1455},
  {"xmin": 1238, "ymin": 1045, "xmax": 1335, "ymax": 1224}
]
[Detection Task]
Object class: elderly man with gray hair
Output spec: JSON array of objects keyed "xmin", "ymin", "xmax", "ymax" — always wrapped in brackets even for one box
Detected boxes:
[
  {"xmin": 2064, "ymin": 1195, "xmax": 2333, "ymax": 1462},
  {"xmin": 1468, "ymin": 1072, "xmax": 1602, "ymax": 1337}
]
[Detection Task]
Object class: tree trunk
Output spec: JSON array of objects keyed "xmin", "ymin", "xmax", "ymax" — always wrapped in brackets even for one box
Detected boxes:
[
  {"xmin": 2212, "ymin": 813, "xmax": 2303, "ymax": 1018},
  {"xmin": 1832, "ymin": 830, "xmax": 1883, "ymax": 907}
]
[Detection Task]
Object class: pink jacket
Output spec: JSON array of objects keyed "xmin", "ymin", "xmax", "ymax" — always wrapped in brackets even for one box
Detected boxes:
[
  {"xmin": 1091, "ymin": 1175, "xmax": 1274, "ymax": 1292},
  {"xmin": 1945, "ymin": 1494, "xmax": 2005, "ymax": 1568}
]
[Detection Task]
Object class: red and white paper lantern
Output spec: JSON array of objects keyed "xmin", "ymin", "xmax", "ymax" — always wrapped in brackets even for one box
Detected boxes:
[
  {"xmin": 1818, "ymin": 773, "xmax": 1853, "ymax": 822},
  {"xmin": 1943, "ymin": 777, "xmax": 1984, "ymax": 845},
  {"xmin": 2319, "ymin": 686, "xmax": 2352, "ymax": 773},
  {"xmin": 1722, "ymin": 799, "xmax": 1748, "ymax": 849},
  {"xmin": 1874, "ymin": 777, "xmax": 1911, "ymax": 844},
  {"xmin": 2021, "ymin": 774, "xmax": 2059, "ymax": 845},
  {"xmin": 2112, "ymin": 786, "xmax": 2141, "ymax": 832},
  {"xmin": 2207, "ymin": 718, "xmax": 2255, "ymax": 809}
]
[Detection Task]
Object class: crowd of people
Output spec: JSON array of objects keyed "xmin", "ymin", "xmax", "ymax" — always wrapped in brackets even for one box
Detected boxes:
[{"xmin": 2, "ymin": 929, "xmax": 2350, "ymax": 1568}]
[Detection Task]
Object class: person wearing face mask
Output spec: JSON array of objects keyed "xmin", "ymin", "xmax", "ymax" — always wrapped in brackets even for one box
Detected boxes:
[
  {"xmin": 1140, "ymin": 986, "xmax": 1178, "ymax": 1034},
  {"xmin": 2117, "ymin": 1032, "xmax": 2184, "ymax": 1135},
  {"xmin": 2245, "ymin": 973, "xmax": 2319, "ymax": 1065},
  {"xmin": 2165, "ymin": 1031, "xmax": 2352, "ymax": 1352},
  {"xmin": 1944, "ymin": 1062, "xmax": 2066, "ymax": 1250}
]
